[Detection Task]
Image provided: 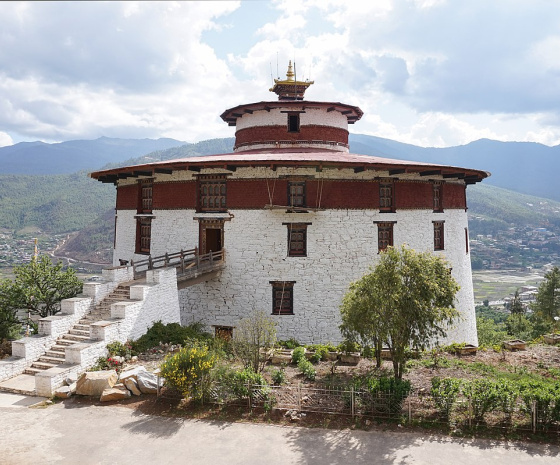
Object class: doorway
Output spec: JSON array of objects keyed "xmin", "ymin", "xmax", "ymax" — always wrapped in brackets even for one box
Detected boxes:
[{"xmin": 199, "ymin": 220, "xmax": 224, "ymax": 254}]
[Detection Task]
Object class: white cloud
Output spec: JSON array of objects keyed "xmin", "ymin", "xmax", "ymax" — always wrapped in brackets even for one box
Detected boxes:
[{"xmin": 0, "ymin": 132, "xmax": 13, "ymax": 147}]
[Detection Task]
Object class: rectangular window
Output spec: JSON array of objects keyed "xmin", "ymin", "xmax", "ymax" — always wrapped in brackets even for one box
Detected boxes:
[
  {"xmin": 271, "ymin": 281, "xmax": 294, "ymax": 315},
  {"xmin": 199, "ymin": 175, "xmax": 227, "ymax": 212},
  {"xmin": 288, "ymin": 181, "xmax": 306, "ymax": 208},
  {"xmin": 139, "ymin": 179, "xmax": 153, "ymax": 213},
  {"xmin": 433, "ymin": 221, "xmax": 444, "ymax": 251},
  {"xmin": 433, "ymin": 182, "xmax": 443, "ymax": 212},
  {"xmin": 286, "ymin": 223, "xmax": 308, "ymax": 257},
  {"xmin": 288, "ymin": 114, "xmax": 300, "ymax": 132},
  {"xmin": 379, "ymin": 181, "xmax": 394, "ymax": 212},
  {"xmin": 137, "ymin": 217, "xmax": 152, "ymax": 254},
  {"xmin": 465, "ymin": 227, "xmax": 469, "ymax": 254},
  {"xmin": 377, "ymin": 222, "xmax": 394, "ymax": 253}
]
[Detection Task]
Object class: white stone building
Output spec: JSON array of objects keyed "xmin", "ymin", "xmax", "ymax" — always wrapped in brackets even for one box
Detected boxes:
[{"xmin": 91, "ymin": 63, "xmax": 489, "ymax": 345}]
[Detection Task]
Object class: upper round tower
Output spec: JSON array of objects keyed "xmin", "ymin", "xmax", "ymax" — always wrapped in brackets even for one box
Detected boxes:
[{"xmin": 220, "ymin": 62, "xmax": 363, "ymax": 153}]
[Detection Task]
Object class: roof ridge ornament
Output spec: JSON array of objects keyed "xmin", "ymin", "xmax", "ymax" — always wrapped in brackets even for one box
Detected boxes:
[{"xmin": 270, "ymin": 61, "xmax": 314, "ymax": 101}]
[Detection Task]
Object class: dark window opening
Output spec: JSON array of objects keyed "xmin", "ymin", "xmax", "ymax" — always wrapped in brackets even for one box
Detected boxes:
[
  {"xmin": 377, "ymin": 222, "xmax": 394, "ymax": 253},
  {"xmin": 287, "ymin": 223, "xmax": 308, "ymax": 257},
  {"xmin": 288, "ymin": 181, "xmax": 306, "ymax": 208},
  {"xmin": 433, "ymin": 182, "xmax": 443, "ymax": 212},
  {"xmin": 271, "ymin": 281, "xmax": 294, "ymax": 315},
  {"xmin": 199, "ymin": 175, "xmax": 227, "ymax": 212},
  {"xmin": 434, "ymin": 221, "xmax": 444, "ymax": 251},
  {"xmin": 215, "ymin": 326, "xmax": 233, "ymax": 341},
  {"xmin": 465, "ymin": 227, "xmax": 469, "ymax": 254},
  {"xmin": 137, "ymin": 217, "xmax": 152, "ymax": 254},
  {"xmin": 288, "ymin": 114, "xmax": 300, "ymax": 133},
  {"xmin": 379, "ymin": 182, "xmax": 394, "ymax": 212}
]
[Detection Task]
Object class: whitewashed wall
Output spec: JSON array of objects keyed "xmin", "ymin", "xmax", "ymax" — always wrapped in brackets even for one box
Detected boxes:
[
  {"xmin": 235, "ymin": 108, "xmax": 348, "ymax": 131},
  {"xmin": 114, "ymin": 205, "xmax": 477, "ymax": 345}
]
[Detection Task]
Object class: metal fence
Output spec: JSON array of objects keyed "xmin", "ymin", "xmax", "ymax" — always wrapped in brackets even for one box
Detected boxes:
[{"xmin": 157, "ymin": 382, "xmax": 560, "ymax": 434}]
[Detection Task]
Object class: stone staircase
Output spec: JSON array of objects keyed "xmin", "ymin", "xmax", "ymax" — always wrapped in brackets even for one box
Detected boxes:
[{"xmin": 23, "ymin": 284, "xmax": 132, "ymax": 376}]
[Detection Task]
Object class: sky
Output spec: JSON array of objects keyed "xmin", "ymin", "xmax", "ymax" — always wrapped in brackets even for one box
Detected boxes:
[{"xmin": 1, "ymin": 0, "xmax": 560, "ymax": 149}]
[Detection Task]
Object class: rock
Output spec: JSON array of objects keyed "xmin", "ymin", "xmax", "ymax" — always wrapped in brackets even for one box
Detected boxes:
[
  {"xmin": 136, "ymin": 370, "xmax": 161, "ymax": 394},
  {"xmin": 113, "ymin": 356, "xmax": 125, "ymax": 364},
  {"xmin": 365, "ymin": 420, "xmax": 371, "ymax": 426},
  {"xmin": 54, "ymin": 385, "xmax": 73, "ymax": 399},
  {"xmin": 100, "ymin": 385, "xmax": 131, "ymax": 402},
  {"xmin": 131, "ymin": 356, "xmax": 139, "ymax": 362},
  {"xmin": 65, "ymin": 374, "xmax": 78, "ymax": 386},
  {"xmin": 123, "ymin": 377, "xmax": 142, "ymax": 396},
  {"xmin": 68, "ymin": 382, "xmax": 77, "ymax": 394},
  {"xmin": 119, "ymin": 366, "xmax": 148, "ymax": 382},
  {"xmin": 76, "ymin": 370, "xmax": 118, "ymax": 397}
]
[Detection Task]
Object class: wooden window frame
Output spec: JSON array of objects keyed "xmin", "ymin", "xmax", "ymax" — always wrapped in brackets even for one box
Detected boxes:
[
  {"xmin": 379, "ymin": 181, "xmax": 394, "ymax": 213},
  {"xmin": 136, "ymin": 217, "xmax": 152, "ymax": 254},
  {"xmin": 288, "ymin": 181, "xmax": 306, "ymax": 208},
  {"xmin": 287, "ymin": 113, "xmax": 300, "ymax": 133},
  {"xmin": 284, "ymin": 223, "xmax": 310, "ymax": 257},
  {"xmin": 433, "ymin": 182, "xmax": 443, "ymax": 213},
  {"xmin": 375, "ymin": 221, "xmax": 395, "ymax": 253},
  {"xmin": 139, "ymin": 179, "xmax": 153, "ymax": 213},
  {"xmin": 270, "ymin": 281, "xmax": 295, "ymax": 315},
  {"xmin": 199, "ymin": 175, "xmax": 227, "ymax": 212},
  {"xmin": 433, "ymin": 221, "xmax": 445, "ymax": 251}
]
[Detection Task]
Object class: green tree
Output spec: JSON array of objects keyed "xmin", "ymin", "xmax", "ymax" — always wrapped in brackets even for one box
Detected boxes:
[
  {"xmin": 532, "ymin": 266, "xmax": 560, "ymax": 326},
  {"xmin": 509, "ymin": 289, "xmax": 525, "ymax": 315},
  {"xmin": 0, "ymin": 280, "xmax": 21, "ymax": 340},
  {"xmin": 232, "ymin": 310, "xmax": 277, "ymax": 373},
  {"xmin": 10, "ymin": 256, "xmax": 83, "ymax": 318},
  {"xmin": 340, "ymin": 245, "xmax": 460, "ymax": 379}
]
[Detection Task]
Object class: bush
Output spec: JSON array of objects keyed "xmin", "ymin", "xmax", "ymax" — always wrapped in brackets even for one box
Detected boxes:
[
  {"xmin": 270, "ymin": 368, "xmax": 286, "ymax": 386},
  {"xmin": 364, "ymin": 376, "xmax": 411, "ymax": 415},
  {"xmin": 461, "ymin": 378, "xmax": 503, "ymax": 423},
  {"xmin": 277, "ymin": 338, "xmax": 300, "ymax": 349},
  {"xmin": 518, "ymin": 380, "xmax": 560, "ymax": 430},
  {"xmin": 90, "ymin": 356, "xmax": 123, "ymax": 373},
  {"xmin": 232, "ymin": 310, "xmax": 277, "ymax": 373},
  {"xmin": 159, "ymin": 340, "xmax": 217, "ymax": 401},
  {"xmin": 106, "ymin": 340, "xmax": 133, "ymax": 359},
  {"xmin": 431, "ymin": 377, "xmax": 462, "ymax": 421},
  {"xmin": 222, "ymin": 368, "xmax": 268, "ymax": 399},
  {"xmin": 297, "ymin": 358, "xmax": 316, "ymax": 381},
  {"xmin": 292, "ymin": 346, "xmax": 306, "ymax": 364},
  {"xmin": 132, "ymin": 321, "xmax": 211, "ymax": 354}
]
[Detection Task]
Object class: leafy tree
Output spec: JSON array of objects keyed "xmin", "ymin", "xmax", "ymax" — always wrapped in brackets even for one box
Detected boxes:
[
  {"xmin": 340, "ymin": 245, "xmax": 460, "ymax": 379},
  {"xmin": 476, "ymin": 316, "xmax": 509, "ymax": 347},
  {"xmin": 232, "ymin": 310, "xmax": 277, "ymax": 373},
  {"xmin": 532, "ymin": 266, "xmax": 560, "ymax": 326},
  {"xmin": 505, "ymin": 314, "xmax": 534, "ymax": 341},
  {"xmin": 509, "ymin": 289, "xmax": 525, "ymax": 315},
  {"xmin": 9, "ymin": 256, "xmax": 83, "ymax": 318},
  {"xmin": 0, "ymin": 280, "xmax": 21, "ymax": 340}
]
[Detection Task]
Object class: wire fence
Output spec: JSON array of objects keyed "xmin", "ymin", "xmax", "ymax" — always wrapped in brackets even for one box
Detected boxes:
[{"xmin": 157, "ymin": 381, "xmax": 560, "ymax": 434}]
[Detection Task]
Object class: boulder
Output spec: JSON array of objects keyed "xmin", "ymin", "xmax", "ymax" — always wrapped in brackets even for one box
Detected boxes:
[
  {"xmin": 100, "ymin": 384, "xmax": 131, "ymax": 402},
  {"xmin": 76, "ymin": 370, "xmax": 118, "ymax": 397},
  {"xmin": 119, "ymin": 366, "xmax": 148, "ymax": 382},
  {"xmin": 136, "ymin": 370, "xmax": 161, "ymax": 394},
  {"xmin": 65, "ymin": 373, "xmax": 78, "ymax": 386},
  {"xmin": 54, "ymin": 385, "xmax": 73, "ymax": 399},
  {"xmin": 123, "ymin": 377, "xmax": 142, "ymax": 396}
]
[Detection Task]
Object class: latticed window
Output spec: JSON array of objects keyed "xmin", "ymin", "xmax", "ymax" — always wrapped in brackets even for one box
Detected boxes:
[
  {"xmin": 377, "ymin": 222, "xmax": 394, "ymax": 252},
  {"xmin": 288, "ymin": 181, "xmax": 305, "ymax": 208},
  {"xmin": 271, "ymin": 281, "xmax": 294, "ymax": 315},
  {"xmin": 433, "ymin": 182, "xmax": 443, "ymax": 212},
  {"xmin": 379, "ymin": 182, "xmax": 394, "ymax": 212},
  {"xmin": 286, "ymin": 223, "xmax": 308, "ymax": 257},
  {"xmin": 140, "ymin": 179, "xmax": 153, "ymax": 213},
  {"xmin": 199, "ymin": 175, "xmax": 227, "ymax": 211},
  {"xmin": 137, "ymin": 217, "xmax": 152, "ymax": 254},
  {"xmin": 434, "ymin": 221, "xmax": 444, "ymax": 251}
]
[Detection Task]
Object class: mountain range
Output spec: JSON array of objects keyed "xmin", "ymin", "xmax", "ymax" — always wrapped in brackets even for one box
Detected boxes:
[{"xmin": 1, "ymin": 134, "xmax": 559, "ymax": 202}]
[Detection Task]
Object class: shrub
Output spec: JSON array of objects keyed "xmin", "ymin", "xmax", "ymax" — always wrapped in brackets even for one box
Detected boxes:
[
  {"xmin": 132, "ymin": 321, "xmax": 211, "ymax": 354},
  {"xmin": 431, "ymin": 377, "xmax": 462, "ymax": 421},
  {"xmin": 106, "ymin": 340, "xmax": 133, "ymax": 359},
  {"xmin": 159, "ymin": 340, "xmax": 217, "ymax": 401},
  {"xmin": 90, "ymin": 356, "xmax": 123, "ymax": 373},
  {"xmin": 518, "ymin": 380, "xmax": 560, "ymax": 430},
  {"xmin": 364, "ymin": 376, "xmax": 411, "ymax": 415},
  {"xmin": 297, "ymin": 358, "xmax": 316, "ymax": 381},
  {"xmin": 292, "ymin": 346, "xmax": 306, "ymax": 364},
  {"xmin": 277, "ymin": 338, "xmax": 300, "ymax": 349},
  {"xmin": 461, "ymin": 378, "xmax": 503, "ymax": 423},
  {"xmin": 271, "ymin": 368, "xmax": 286, "ymax": 386},
  {"xmin": 222, "ymin": 368, "xmax": 268, "ymax": 399},
  {"xmin": 337, "ymin": 339, "xmax": 360, "ymax": 354},
  {"xmin": 232, "ymin": 310, "xmax": 277, "ymax": 373}
]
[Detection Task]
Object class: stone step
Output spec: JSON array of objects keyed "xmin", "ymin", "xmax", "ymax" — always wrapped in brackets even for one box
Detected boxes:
[
  {"xmin": 68, "ymin": 328, "xmax": 90, "ymax": 336},
  {"xmin": 30, "ymin": 361, "xmax": 56, "ymax": 370},
  {"xmin": 24, "ymin": 367, "xmax": 44, "ymax": 376},
  {"xmin": 38, "ymin": 355, "xmax": 65, "ymax": 364},
  {"xmin": 45, "ymin": 350, "xmax": 66, "ymax": 358},
  {"xmin": 73, "ymin": 324, "xmax": 90, "ymax": 331},
  {"xmin": 60, "ymin": 334, "xmax": 90, "ymax": 343},
  {"xmin": 50, "ymin": 345, "xmax": 67, "ymax": 353},
  {"xmin": 56, "ymin": 339, "xmax": 77, "ymax": 347}
]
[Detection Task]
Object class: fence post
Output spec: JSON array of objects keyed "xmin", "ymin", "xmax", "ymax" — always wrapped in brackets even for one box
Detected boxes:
[
  {"xmin": 532, "ymin": 400, "xmax": 537, "ymax": 433},
  {"xmin": 148, "ymin": 255, "xmax": 153, "ymax": 270},
  {"xmin": 164, "ymin": 252, "xmax": 169, "ymax": 267},
  {"xmin": 248, "ymin": 382, "xmax": 252, "ymax": 410},
  {"xmin": 195, "ymin": 247, "xmax": 200, "ymax": 267},
  {"xmin": 210, "ymin": 250, "xmax": 214, "ymax": 264},
  {"xmin": 298, "ymin": 383, "xmax": 302, "ymax": 411},
  {"xmin": 468, "ymin": 397, "xmax": 472, "ymax": 428},
  {"xmin": 408, "ymin": 397, "xmax": 412, "ymax": 424},
  {"xmin": 351, "ymin": 386, "xmax": 355, "ymax": 419},
  {"xmin": 180, "ymin": 249, "xmax": 185, "ymax": 274}
]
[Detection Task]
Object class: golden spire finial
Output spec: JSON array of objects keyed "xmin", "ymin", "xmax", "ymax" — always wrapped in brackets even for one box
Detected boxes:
[{"xmin": 286, "ymin": 60, "xmax": 295, "ymax": 81}]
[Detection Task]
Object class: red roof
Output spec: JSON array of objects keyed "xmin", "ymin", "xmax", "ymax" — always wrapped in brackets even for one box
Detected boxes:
[{"xmin": 90, "ymin": 148, "xmax": 490, "ymax": 184}]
